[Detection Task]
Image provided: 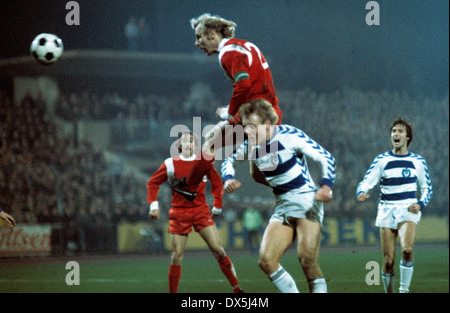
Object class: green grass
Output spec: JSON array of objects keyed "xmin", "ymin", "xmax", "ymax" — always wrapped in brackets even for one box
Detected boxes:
[{"xmin": 1, "ymin": 246, "xmax": 448, "ymax": 293}]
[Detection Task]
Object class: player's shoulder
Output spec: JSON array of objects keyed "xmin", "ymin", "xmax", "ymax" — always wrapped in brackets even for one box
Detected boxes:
[
  {"xmin": 220, "ymin": 38, "xmax": 254, "ymax": 58},
  {"xmin": 375, "ymin": 151, "xmax": 394, "ymax": 160},
  {"xmin": 164, "ymin": 156, "xmax": 177, "ymax": 163},
  {"xmin": 225, "ymin": 37, "xmax": 249, "ymax": 46},
  {"xmin": 408, "ymin": 152, "xmax": 428, "ymax": 165},
  {"xmin": 164, "ymin": 156, "xmax": 184, "ymax": 167},
  {"xmin": 276, "ymin": 124, "xmax": 303, "ymax": 135},
  {"xmin": 370, "ymin": 151, "xmax": 392, "ymax": 165},
  {"xmin": 408, "ymin": 151, "xmax": 424, "ymax": 160},
  {"xmin": 275, "ymin": 124, "xmax": 308, "ymax": 141}
]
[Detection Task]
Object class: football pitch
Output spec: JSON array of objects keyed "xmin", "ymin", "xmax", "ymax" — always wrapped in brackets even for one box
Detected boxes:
[{"xmin": 1, "ymin": 245, "xmax": 448, "ymax": 293}]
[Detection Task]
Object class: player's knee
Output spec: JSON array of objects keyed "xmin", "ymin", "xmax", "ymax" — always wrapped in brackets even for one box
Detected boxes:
[
  {"xmin": 299, "ymin": 255, "xmax": 317, "ymax": 270},
  {"xmin": 171, "ymin": 251, "xmax": 184, "ymax": 265},
  {"xmin": 402, "ymin": 246, "xmax": 413, "ymax": 261},
  {"xmin": 211, "ymin": 246, "xmax": 226, "ymax": 259},
  {"xmin": 258, "ymin": 256, "xmax": 277, "ymax": 275},
  {"xmin": 382, "ymin": 254, "xmax": 395, "ymax": 271}
]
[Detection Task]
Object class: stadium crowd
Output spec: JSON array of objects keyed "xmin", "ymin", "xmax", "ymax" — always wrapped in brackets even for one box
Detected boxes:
[
  {"xmin": 0, "ymin": 90, "xmax": 152, "ymax": 254},
  {"xmin": 1, "ymin": 87, "xmax": 448, "ymax": 255}
]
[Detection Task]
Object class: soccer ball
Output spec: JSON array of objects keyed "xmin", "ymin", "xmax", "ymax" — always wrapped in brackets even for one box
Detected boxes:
[{"xmin": 30, "ymin": 33, "xmax": 64, "ymax": 65}]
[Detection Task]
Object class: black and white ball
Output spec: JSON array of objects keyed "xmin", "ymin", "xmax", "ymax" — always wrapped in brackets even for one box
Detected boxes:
[{"xmin": 30, "ymin": 33, "xmax": 64, "ymax": 65}]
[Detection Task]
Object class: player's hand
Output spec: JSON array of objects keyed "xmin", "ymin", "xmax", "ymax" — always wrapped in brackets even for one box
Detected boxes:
[
  {"xmin": 315, "ymin": 185, "xmax": 333, "ymax": 203},
  {"xmin": 215, "ymin": 106, "xmax": 231, "ymax": 121},
  {"xmin": 149, "ymin": 209, "xmax": 160, "ymax": 220},
  {"xmin": 211, "ymin": 207, "xmax": 222, "ymax": 218},
  {"xmin": 224, "ymin": 179, "xmax": 242, "ymax": 193},
  {"xmin": 408, "ymin": 204, "xmax": 421, "ymax": 214},
  {"xmin": 149, "ymin": 202, "xmax": 160, "ymax": 220},
  {"xmin": 357, "ymin": 193, "xmax": 370, "ymax": 202},
  {"xmin": 0, "ymin": 211, "xmax": 16, "ymax": 229}
]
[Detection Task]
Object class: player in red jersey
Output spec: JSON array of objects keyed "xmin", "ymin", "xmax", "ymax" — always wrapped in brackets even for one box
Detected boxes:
[
  {"xmin": 147, "ymin": 131, "xmax": 243, "ymax": 293},
  {"xmin": 170, "ymin": 13, "xmax": 282, "ymax": 200}
]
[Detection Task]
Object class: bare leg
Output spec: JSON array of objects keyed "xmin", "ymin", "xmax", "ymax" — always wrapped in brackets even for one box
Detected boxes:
[
  {"xmin": 258, "ymin": 221, "xmax": 299, "ymax": 293},
  {"xmin": 380, "ymin": 227, "xmax": 398, "ymax": 293}
]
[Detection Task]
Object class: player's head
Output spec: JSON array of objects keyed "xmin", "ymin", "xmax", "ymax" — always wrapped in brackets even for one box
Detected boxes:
[
  {"xmin": 390, "ymin": 117, "xmax": 413, "ymax": 147},
  {"xmin": 178, "ymin": 131, "xmax": 199, "ymax": 156},
  {"xmin": 240, "ymin": 99, "xmax": 279, "ymax": 145},
  {"xmin": 190, "ymin": 13, "xmax": 236, "ymax": 55},
  {"xmin": 240, "ymin": 99, "xmax": 279, "ymax": 125}
]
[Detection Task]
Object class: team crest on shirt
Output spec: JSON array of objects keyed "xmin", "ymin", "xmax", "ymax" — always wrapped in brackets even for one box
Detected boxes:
[
  {"xmin": 255, "ymin": 152, "xmax": 280, "ymax": 171},
  {"xmin": 402, "ymin": 168, "xmax": 411, "ymax": 177}
]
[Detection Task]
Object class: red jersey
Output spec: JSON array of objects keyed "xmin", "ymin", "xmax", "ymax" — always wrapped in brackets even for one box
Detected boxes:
[
  {"xmin": 218, "ymin": 38, "xmax": 281, "ymax": 124},
  {"xmin": 147, "ymin": 155, "xmax": 223, "ymax": 209}
]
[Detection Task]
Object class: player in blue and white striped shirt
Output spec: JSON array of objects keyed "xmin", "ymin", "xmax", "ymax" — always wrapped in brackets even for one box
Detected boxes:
[
  {"xmin": 357, "ymin": 117, "xmax": 432, "ymax": 293},
  {"xmin": 221, "ymin": 99, "xmax": 335, "ymax": 293}
]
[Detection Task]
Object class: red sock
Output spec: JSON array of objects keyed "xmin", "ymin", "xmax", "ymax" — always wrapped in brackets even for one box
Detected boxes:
[
  {"xmin": 185, "ymin": 153, "xmax": 215, "ymax": 192},
  {"xmin": 218, "ymin": 255, "xmax": 240, "ymax": 292},
  {"xmin": 168, "ymin": 264, "xmax": 181, "ymax": 293}
]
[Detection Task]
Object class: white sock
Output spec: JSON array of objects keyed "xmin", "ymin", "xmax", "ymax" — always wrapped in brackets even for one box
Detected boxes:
[
  {"xmin": 269, "ymin": 265, "xmax": 299, "ymax": 293},
  {"xmin": 308, "ymin": 277, "xmax": 327, "ymax": 293},
  {"xmin": 399, "ymin": 260, "xmax": 414, "ymax": 293},
  {"xmin": 382, "ymin": 271, "xmax": 395, "ymax": 293}
]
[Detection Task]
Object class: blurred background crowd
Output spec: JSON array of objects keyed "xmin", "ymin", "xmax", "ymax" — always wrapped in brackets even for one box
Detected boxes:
[{"xmin": 1, "ymin": 85, "xmax": 448, "ymax": 255}]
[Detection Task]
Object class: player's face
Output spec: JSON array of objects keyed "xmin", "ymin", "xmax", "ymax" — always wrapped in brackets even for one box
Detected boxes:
[
  {"xmin": 180, "ymin": 133, "xmax": 196, "ymax": 157},
  {"xmin": 194, "ymin": 25, "xmax": 218, "ymax": 55},
  {"xmin": 243, "ymin": 113, "xmax": 272, "ymax": 146},
  {"xmin": 391, "ymin": 124, "xmax": 409, "ymax": 152}
]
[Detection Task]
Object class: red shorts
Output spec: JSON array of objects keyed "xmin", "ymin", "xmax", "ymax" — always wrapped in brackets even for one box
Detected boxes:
[{"xmin": 168, "ymin": 204, "xmax": 215, "ymax": 235}]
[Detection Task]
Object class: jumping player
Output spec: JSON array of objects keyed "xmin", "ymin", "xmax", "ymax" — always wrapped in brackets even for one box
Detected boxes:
[
  {"xmin": 147, "ymin": 131, "xmax": 242, "ymax": 293},
  {"xmin": 170, "ymin": 13, "xmax": 282, "ymax": 200},
  {"xmin": 356, "ymin": 117, "xmax": 433, "ymax": 293}
]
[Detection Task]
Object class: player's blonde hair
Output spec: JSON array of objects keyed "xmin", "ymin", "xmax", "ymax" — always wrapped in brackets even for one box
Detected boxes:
[
  {"xmin": 240, "ymin": 99, "xmax": 279, "ymax": 125},
  {"xmin": 190, "ymin": 13, "xmax": 236, "ymax": 38}
]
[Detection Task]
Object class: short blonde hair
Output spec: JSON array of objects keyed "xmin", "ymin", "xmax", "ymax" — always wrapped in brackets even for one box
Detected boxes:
[
  {"xmin": 239, "ymin": 99, "xmax": 279, "ymax": 125},
  {"xmin": 190, "ymin": 13, "xmax": 236, "ymax": 38}
]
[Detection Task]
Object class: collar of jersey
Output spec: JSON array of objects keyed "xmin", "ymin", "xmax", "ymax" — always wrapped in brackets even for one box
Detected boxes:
[
  {"xmin": 180, "ymin": 154, "xmax": 197, "ymax": 161},
  {"xmin": 218, "ymin": 38, "xmax": 231, "ymax": 52}
]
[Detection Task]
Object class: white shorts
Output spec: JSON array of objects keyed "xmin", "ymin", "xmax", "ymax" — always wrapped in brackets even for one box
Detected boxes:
[
  {"xmin": 269, "ymin": 190, "xmax": 324, "ymax": 227},
  {"xmin": 375, "ymin": 203, "xmax": 421, "ymax": 229}
]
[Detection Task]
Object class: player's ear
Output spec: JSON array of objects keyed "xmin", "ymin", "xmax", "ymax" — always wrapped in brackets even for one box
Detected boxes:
[{"xmin": 207, "ymin": 29, "xmax": 217, "ymax": 40}]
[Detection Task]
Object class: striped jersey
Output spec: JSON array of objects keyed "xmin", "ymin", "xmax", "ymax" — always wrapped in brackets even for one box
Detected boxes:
[
  {"xmin": 356, "ymin": 151, "xmax": 432, "ymax": 208},
  {"xmin": 221, "ymin": 125, "xmax": 336, "ymax": 195}
]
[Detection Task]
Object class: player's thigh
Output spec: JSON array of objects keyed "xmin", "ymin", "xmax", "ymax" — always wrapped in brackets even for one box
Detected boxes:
[
  {"xmin": 198, "ymin": 225, "xmax": 224, "ymax": 253},
  {"xmin": 170, "ymin": 233, "xmax": 188, "ymax": 256},
  {"xmin": 379, "ymin": 227, "xmax": 398, "ymax": 263},
  {"xmin": 296, "ymin": 218, "xmax": 321, "ymax": 259},
  {"xmin": 260, "ymin": 221, "xmax": 295, "ymax": 262},
  {"xmin": 398, "ymin": 221, "xmax": 416, "ymax": 250}
]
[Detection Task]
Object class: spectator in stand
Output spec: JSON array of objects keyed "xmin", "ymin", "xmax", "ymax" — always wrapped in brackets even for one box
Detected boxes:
[{"xmin": 124, "ymin": 16, "xmax": 139, "ymax": 51}]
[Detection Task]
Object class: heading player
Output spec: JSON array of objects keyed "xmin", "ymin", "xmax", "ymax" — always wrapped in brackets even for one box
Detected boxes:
[
  {"xmin": 147, "ymin": 131, "xmax": 242, "ymax": 293},
  {"xmin": 356, "ymin": 117, "xmax": 433, "ymax": 293},
  {"xmin": 170, "ymin": 13, "xmax": 282, "ymax": 200},
  {"xmin": 221, "ymin": 99, "xmax": 335, "ymax": 293}
]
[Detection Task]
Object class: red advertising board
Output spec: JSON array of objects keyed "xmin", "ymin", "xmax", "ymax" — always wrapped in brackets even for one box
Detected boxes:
[{"xmin": 0, "ymin": 224, "xmax": 52, "ymax": 257}]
